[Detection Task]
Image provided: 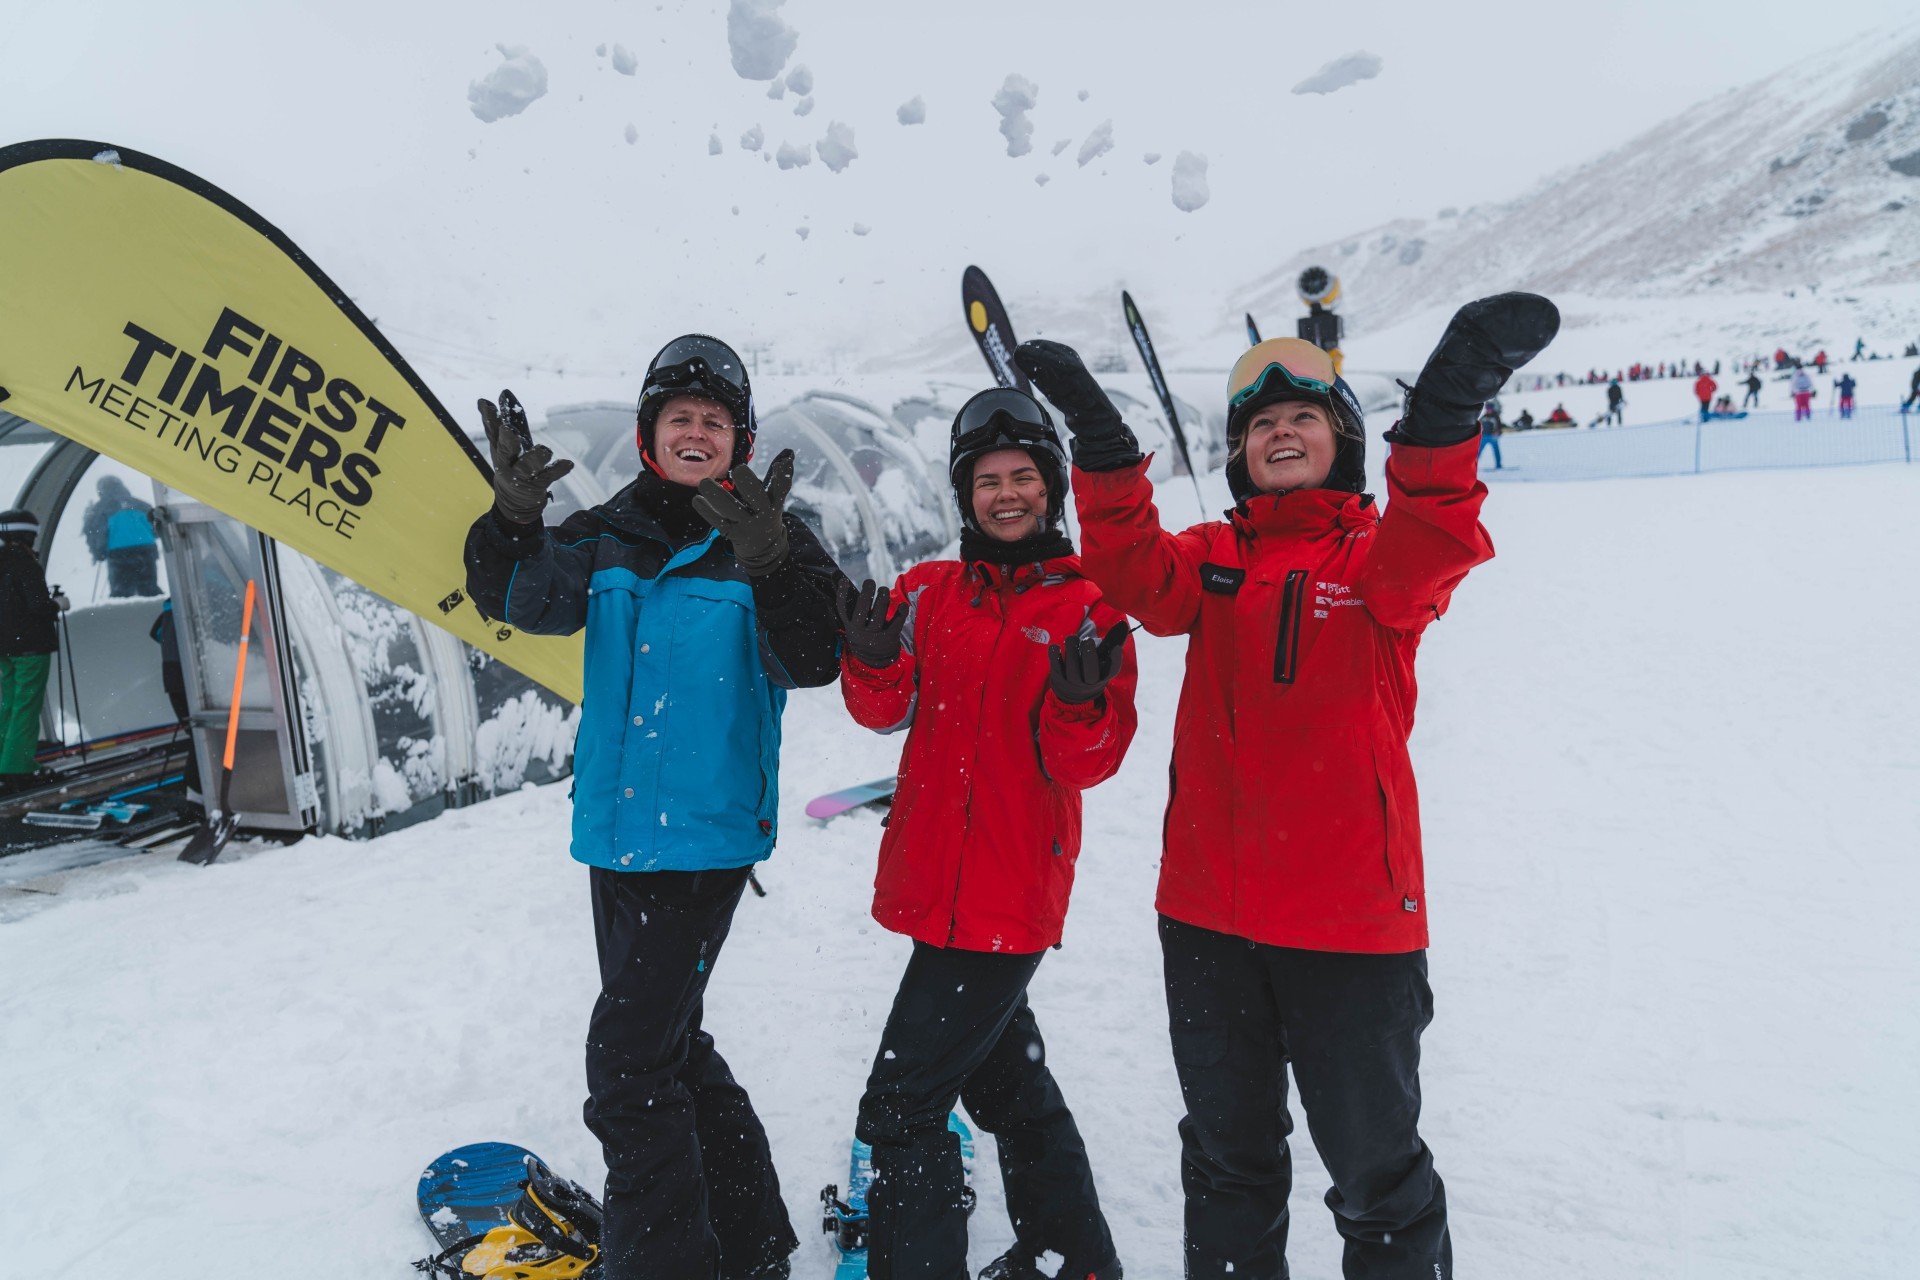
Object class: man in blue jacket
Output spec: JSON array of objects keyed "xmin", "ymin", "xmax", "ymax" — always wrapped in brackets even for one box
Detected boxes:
[{"xmin": 464, "ymin": 335, "xmax": 841, "ymax": 1280}]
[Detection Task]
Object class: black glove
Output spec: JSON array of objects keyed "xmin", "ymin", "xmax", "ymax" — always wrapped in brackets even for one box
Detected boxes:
[
  {"xmin": 479, "ymin": 389, "xmax": 574, "ymax": 526},
  {"xmin": 692, "ymin": 450, "xmax": 796, "ymax": 577},
  {"xmin": 1048, "ymin": 623, "xmax": 1128, "ymax": 704},
  {"xmin": 835, "ymin": 578, "xmax": 909, "ymax": 669},
  {"xmin": 1393, "ymin": 293, "xmax": 1561, "ymax": 447},
  {"xmin": 1014, "ymin": 339, "xmax": 1143, "ymax": 472}
]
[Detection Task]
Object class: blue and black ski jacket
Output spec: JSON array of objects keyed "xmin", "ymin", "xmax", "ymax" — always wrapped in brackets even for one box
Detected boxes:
[{"xmin": 464, "ymin": 478, "xmax": 842, "ymax": 873}]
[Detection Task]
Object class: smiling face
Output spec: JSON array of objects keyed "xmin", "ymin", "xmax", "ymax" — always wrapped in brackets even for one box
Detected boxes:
[
  {"xmin": 651, "ymin": 395, "xmax": 737, "ymax": 486},
  {"xmin": 1241, "ymin": 400, "xmax": 1337, "ymax": 494},
  {"xmin": 969, "ymin": 447, "xmax": 1049, "ymax": 541}
]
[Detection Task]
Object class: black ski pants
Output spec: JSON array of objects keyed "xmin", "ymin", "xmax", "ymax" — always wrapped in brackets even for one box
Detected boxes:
[
  {"xmin": 856, "ymin": 940, "xmax": 1115, "ymax": 1280},
  {"xmin": 583, "ymin": 865, "xmax": 797, "ymax": 1280},
  {"xmin": 1160, "ymin": 915, "xmax": 1450, "ymax": 1280}
]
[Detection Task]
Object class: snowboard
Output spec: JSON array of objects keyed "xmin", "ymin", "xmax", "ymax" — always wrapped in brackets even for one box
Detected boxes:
[
  {"xmin": 804, "ymin": 776, "xmax": 898, "ymax": 820},
  {"xmin": 415, "ymin": 1141, "xmax": 600, "ymax": 1278},
  {"xmin": 821, "ymin": 1114, "xmax": 975, "ymax": 1279}
]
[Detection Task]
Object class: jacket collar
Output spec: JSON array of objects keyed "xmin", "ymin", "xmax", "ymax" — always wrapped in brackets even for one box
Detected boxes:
[
  {"xmin": 1228, "ymin": 487, "xmax": 1377, "ymax": 541},
  {"xmin": 962, "ymin": 555, "xmax": 1081, "ymax": 592}
]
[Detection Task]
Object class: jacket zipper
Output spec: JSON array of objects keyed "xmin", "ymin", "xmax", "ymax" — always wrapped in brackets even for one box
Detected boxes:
[{"xmin": 1273, "ymin": 569, "xmax": 1307, "ymax": 684}]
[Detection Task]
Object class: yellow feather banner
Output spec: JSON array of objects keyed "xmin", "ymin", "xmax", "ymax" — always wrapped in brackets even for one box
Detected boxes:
[{"xmin": 0, "ymin": 139, "xmax": 583, "ymax": 702}]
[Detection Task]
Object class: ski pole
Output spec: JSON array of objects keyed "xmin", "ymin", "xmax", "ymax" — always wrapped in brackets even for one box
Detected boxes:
[{"xmin": 58, "ymin": 611, "xmax": 86, "ymax": 762}]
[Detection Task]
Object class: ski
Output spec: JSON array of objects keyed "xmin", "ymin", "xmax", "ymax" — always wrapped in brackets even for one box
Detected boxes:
[
  {"xmin": 1121, "ymin": 289, "xmax": 1206, "ymax": 507},
  {"xmin": 962, "ymin": 265, "xmax": 1030, "ymax": 394},
  {"xmin": 1245, "ymin": 312, "xmax": 1262, "ymax": 346}
]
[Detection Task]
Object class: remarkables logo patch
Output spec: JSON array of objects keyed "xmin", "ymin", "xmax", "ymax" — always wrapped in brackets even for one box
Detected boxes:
[{"xmin": 63, "ymin": 306, "xmax": 409, "ymax": 541}]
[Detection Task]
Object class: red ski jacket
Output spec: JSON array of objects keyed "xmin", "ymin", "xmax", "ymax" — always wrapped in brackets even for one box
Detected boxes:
[
  {"xmin": 1694, "ymin": 374, "xmax": 1717, "ymax": 402},
  {"xmin": 1072, "ymin": 439, "xmax": 1493, "ymax": 953},
  {"xmin": 842, "ymin": 556, "xmax": 1138, "ymax": 953}
]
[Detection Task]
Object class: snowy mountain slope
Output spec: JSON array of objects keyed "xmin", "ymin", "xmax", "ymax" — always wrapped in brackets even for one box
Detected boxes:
[
  {"xmin": 5, "ymin": 461, "xmax": 1918, "ymax": 1278},
  {"xmin": 1232, "ymin": 27, "xmax": 1920, "ymax": 341}
]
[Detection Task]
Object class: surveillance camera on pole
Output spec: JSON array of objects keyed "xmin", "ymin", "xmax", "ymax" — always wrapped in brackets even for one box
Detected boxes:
[{"xmin": 1295, "ymin": 266, "xmax": 1345, "ymax": 375}]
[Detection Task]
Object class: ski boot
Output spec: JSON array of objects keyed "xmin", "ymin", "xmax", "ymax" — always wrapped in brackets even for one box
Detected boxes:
[{"xmin": 1393, "ymin": 292, "xmax": 1561, "ymax": 445}]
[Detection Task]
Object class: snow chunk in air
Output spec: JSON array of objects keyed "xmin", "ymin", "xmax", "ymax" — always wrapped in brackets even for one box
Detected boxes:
[
  {"xmin": 728, "ymin": 0, "xmax": 798, "ymax": 80},
  {"xmin": 1171, "ymin": 151, "xmax": 1209, "ymax": 212},
  {"xmin": 992, "ymin": 74, "xmax": 1038, "ymax": 158},
  {"xmin": 1035, "ymin": 173, "xmax": 1051, "ymax": 187},
  {"xmin": 708, "ymin": 132, "xmax": 723, "ymax": 155},
  {"xmin": 1144, "ymin": 151, "xmax": 1161, "ymax": 165},
  {"xmin": 768, "ymin": 78, "xmax": 786, "ymax": 99},
  {"xmin": 897, "ymin": 95, "xmax": 926, "ymax": 125},
  {"xmin": 611, "ymin": 43, "xmax": 638, "ymax": 76},
  {"xmin": 469, "ymin": 45, "xmax": 548, "ymax": 123},
  {"xmin": 1292, "ymin": 51, "xmax": 1383, "ymax": 96},
  {"xmin": 1078, "ymin": 88, "xmax": 1090, "ymax": 101},
  {"xmin": 1051, "ymin": 138, "xmax": 1071, "ymax": 156},
  {"xmin": 1077, "ymin": 119, "xmax": 1114, "ymax": 167},
  {"xmin": 796, "ymin": 225, "xmax": 810, "ymax": 240},
  {"xmin": 785, "ymin": 64, "xmax": 813, "ymax": 95},
  {"xmin": 852, "ymin": 222, "xmax": 871, "ymax": 236},
  {"xmin": 741, "ymin": 124, "xmax": 764, "ymax": 151},
  {"xmin": 625, "ymin": 123, "xmax": 639, "ymax": 145},
  {"xmin": 793, "ymin": 95, "xmax": 814, "ymax": 116},
  {"xmin": 776, "ymin": 140, "xmax": 812, "ymax": 169},
  {"xmin": 817, "ymin": 122, "xmax": 858, "ymax": 173}
]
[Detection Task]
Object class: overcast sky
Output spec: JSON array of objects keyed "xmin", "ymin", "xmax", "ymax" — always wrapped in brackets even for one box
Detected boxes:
[{"xmin": 5, "ymin": 0, "xmax": 1914, "ymax": 381}]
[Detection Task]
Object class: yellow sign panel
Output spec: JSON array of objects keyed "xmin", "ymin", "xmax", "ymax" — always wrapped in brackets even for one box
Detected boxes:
[{"xmin": 0, "ymin": 140, "xmax": 583, "ymax": 702}]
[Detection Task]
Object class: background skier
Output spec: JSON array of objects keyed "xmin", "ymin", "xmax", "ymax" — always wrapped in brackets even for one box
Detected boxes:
[
  {"xmin": 1791, "ymin": 366, "xmax": 1816, "ymax": 420},
  {"xmin": 1604, "ymin": 377, "xmax": 1624, "ymax": 425},
  {"xmin": 0, "ymin": 509, "xmax": 64, "ymax": 793},
  {"xmin": 1834, "ymin": 371, "xmax": 1857, "ymax": 419},
  {"xmin": 463, "ymin": 334, "xmax": 842, "ymax": 1280},
  {"xmin": 1693, "ymin": 371, "xmax": 1717, "ymax": 422},
  {"xmin": 1742, "ymin": 369, "xmax": 1763, "ymax": 408},
  {"xmin": 836, "ymin": 387, "xmax": 1137, "ymax": 1280},
  {"xmin": 1017, "ymin": 292, "xmax": 1559, "ymax": 1280},
  {"xmin": 81, "ymin": 474, "xmax": 161, "ymax": 598}
]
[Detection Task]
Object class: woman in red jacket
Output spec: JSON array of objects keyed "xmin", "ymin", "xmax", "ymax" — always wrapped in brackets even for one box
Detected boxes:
[
  {"xmin": 1017, "ymin": 294, "xmax": 1558, "ymax": 1280},
  {"xmin": 836, "ymin": 387, "xmax": 1138, "ymax": 1280}
]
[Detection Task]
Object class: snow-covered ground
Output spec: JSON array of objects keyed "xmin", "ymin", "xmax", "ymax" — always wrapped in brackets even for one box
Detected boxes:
[{"xmin": 5, "ymin": 460, "xmax": 1918, "ymax": 1278}]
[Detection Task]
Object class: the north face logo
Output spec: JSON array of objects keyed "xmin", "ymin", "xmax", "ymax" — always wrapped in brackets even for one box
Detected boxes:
[{"xmin": 1022, "ymin": 626, "xmax": 1050, "ymax": 644}]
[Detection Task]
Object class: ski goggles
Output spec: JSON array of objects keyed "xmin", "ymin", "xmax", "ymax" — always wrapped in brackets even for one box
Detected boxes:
[
  {"xmin": 643, "ymin": 334, "xmax": 752, "ymax": 416},
  {"xmin": 1227, "ymin": 338, "xmax": 1338, "ymax": 415},
  {"xmin": 949, "ymin": 387, "xmax": 1058, "ymax": 457}
]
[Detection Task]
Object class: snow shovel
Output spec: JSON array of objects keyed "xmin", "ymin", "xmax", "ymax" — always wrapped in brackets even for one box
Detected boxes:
[{"xmin": 180, "ymin": 579, "xmax": 255, "ymax": 865}]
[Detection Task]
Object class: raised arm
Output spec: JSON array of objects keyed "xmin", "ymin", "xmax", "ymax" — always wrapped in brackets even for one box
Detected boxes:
[
  {"xmin": 1014, "ymin": 339, "xmax": 1208, "ymax": 635},
  {"xmin": 1360, "ymin": 293, "xmax": 1560, "ymax": 631},
  {"xmin": 462, "ymin": 389, "xmax": 587, "ymax": 636},
  {"xmin": 1070, "ymin": 462, "xmax": 1210, "ymax": 636},
  {"xmin": 751, "ymin": 518, "xmax": 844, "ymax": 689},
  {"xmin": 836, "ymin": 575, "xmax": 919, "ymax": 733}
]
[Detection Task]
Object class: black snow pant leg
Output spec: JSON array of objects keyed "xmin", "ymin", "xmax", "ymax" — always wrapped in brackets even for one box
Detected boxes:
[
  {"xmin": 858, "ymin": 941, "xmax": 1111, "ymax": 1280},
  {"xmin": 1161, "ymin": 916, "xmax": 1450, "ymax": 1280},
  {"xmin": 583, "ymin": 866, "xmax": 796, "ymax": 1280},
  {"xmin": 961, "ymin": 992, "xmax": 1117, "ymax": 1269},
  {"xmin": 1161, "ymin": 915, "xmax": 1295, "ymax": 1279}
]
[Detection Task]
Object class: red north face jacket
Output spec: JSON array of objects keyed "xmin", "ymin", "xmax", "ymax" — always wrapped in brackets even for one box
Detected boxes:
[
  {"xmin": 841, "ymin": 556, "xmax": 1138, "ymax": 953},
  {"xmin": 1072, "ymin": 439, "xmax": 1493, "ymax": 954}
]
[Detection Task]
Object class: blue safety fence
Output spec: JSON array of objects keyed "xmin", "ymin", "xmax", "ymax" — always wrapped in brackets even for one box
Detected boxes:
[{"xmin": 1482, "ymin": 406, "xmax": 1916, "ymax": 482}]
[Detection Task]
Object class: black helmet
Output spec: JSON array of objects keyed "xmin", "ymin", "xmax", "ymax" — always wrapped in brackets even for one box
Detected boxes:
[
  {"xmin": 0, "ymin": 508, "xmax": 39, "ymax": 545},
  {"xmin": 948, "ymin": 387, "xmax": 1068, "ymax": 532},
  {"xmin": 634, "ymin": 334, "xmax": 755, "ymax": 465}
]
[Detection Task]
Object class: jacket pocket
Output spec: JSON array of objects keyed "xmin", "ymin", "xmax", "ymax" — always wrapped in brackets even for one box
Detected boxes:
[{"xmin": 1272, "ymin": 570, "xmax": 1307, "ymax": 684}]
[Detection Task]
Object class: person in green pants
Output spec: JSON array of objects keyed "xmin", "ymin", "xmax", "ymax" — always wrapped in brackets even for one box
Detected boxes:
[{"xmin": 0, "ymin": 509, "xmax": 64, "ymax": 792}]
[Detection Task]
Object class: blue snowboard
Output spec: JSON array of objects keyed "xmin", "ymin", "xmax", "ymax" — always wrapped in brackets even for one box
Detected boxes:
[
  {"xmin": 416, "ymin": 1141, "xmax": 599, "ymax": 1278},
  {"xmin": 821, "ymin": 1114, "xmax": 975, "ymax": 1278}
]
